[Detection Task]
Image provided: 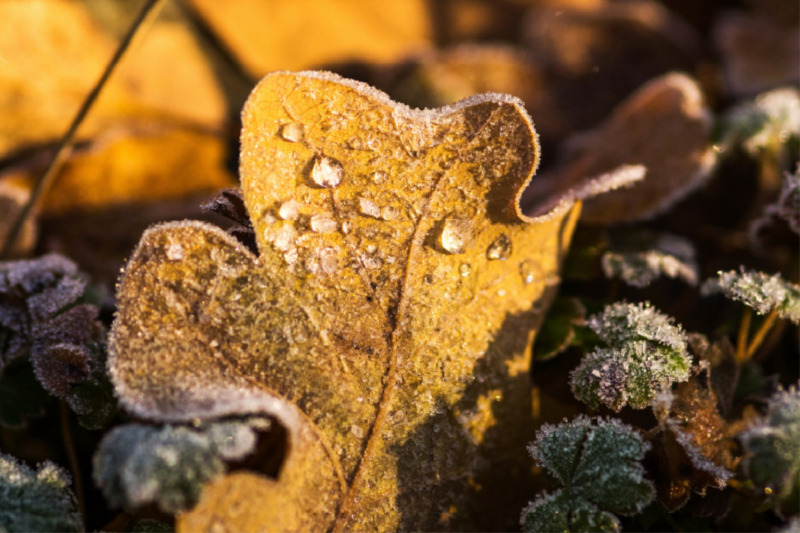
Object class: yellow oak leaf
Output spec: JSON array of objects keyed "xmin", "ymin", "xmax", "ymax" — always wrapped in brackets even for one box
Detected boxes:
[{"xmin": 109, "ymin": 71, "xmax": 624, "ymax": 531}]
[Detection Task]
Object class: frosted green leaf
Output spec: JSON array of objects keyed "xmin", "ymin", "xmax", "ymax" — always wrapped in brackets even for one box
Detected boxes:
[
  {"xmin": 0, "ymin": 452, "xmax": 83, "ymax": 532},
  {"xmin": 522, "ymin": 416, "xmax": 654, "ymax": 533},
  {"xmin": 93, "ymin": 418, "xmax": 266, "ymax": 513},
  {"xmin": 570, "ymin": 303, "xmax": 691, "ymax": 410},
  {"xmin": 601, "ymin": 231, "xmax": 698, "ymax": 288},
  {"xmin": 701, "ymin": 269, "xmax": 800, "ymax": 323},
  {"xmin": 719, "ymin": 87, "xmax": 800, "ymax": 155},
  {"xmin": 738, "ymin": 385, "xmax": 800, "ymax": 505}
]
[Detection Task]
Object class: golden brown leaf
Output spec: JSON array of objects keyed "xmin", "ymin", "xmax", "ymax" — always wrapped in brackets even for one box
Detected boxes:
[
  {"xmin": 107, "ymin": 71, "xmax": 622, "ymax": 531},
  {"xmin": 522, "ymin": 73, "xmax": 715, "ymax": 223},
  {"xmin": 185, "ymin": 0, "xmax": 431, "ymax": 78},
  {"xmin": 0, "ymin": 0, "xmax": 226, "ymax": 159}
]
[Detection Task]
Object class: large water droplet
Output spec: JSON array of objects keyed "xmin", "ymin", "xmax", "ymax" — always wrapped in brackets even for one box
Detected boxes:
[
  {"xmin": 486, "ymin": 234, "xmax": 512, "ymax": 260},
  {"xmin": 311, "ymin": 156, "xmax": 344, "ymax": 188},
  {"xmin": 519, "ymin": 259, "xmax": 535, "ymax": 284},
  {"xmin": 279, "ymin": 199, "xmax": 301, "ymax": 220},
  {"xmin": 310, "ymin": 214, "xmax": 337, "ymax": 233},
  {"xmin": 439, "ymin": 215, "xmax": 474, "ymax": 254},
  {"xmin": 280, "ymin": 122, "xmax": 304, "ymax": 142},
  {"xmin": 359, "ymin": 197, "xmax": 381, "ymax": 218}
]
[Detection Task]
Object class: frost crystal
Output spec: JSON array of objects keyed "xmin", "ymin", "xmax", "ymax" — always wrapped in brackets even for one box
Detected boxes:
[
  {"xmin": 601, "ymin": 231, "xmax": 698, "ymax": 287},
  {"xmin": 570, "ymin": 302, "xmax": 691, "ymax": 411},
  {"xmin": 720, "ymin": 87, "xmax": 800, "ymax": 154},
  {"xmin": 738, "ymin": 385, "xmax": 800, "ymax": 505},
  {"xmin": 521, "ymin": 416, "xmax": 655, "ymax": 533},
  {"xmin": 751, "ymin": 166, "xmax": 800, "ymax": 240},
  {"xmin": 701, "ymin": 269, "xmax": 800, "ymax": 323},
  {"xmin": 93, "ymin": 418, "xmax": 266, "ymax": 513},
  {"xmin": 0, "ymin": 452, "xmax": 83, "ymax": 532}
]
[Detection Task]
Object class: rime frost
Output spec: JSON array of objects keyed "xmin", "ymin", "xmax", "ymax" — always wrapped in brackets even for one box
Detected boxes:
[
  {"xmin": 601, "ymin": 231, "xmax": 698, "ymax": 287},
  {"xmin": 0, "ymin": 452, "xmax": 83, "ymax": 532},
  {"xmin": 738, "ymin": 385, "xmax": 800, "ymax": 505},
  {"xmin": 701, "ymin": 269, "xmax": 800, "ymax": 323},
  {"xmin": 570, "ymin": 302, "xmax": 691, "ymax": 411},
  {"xmin": 521, "ymin": 416, "xmax": 654, "ymax": 533},
  {"xmin": 93, "ymin": 418, "xmax": 267, "ymax": 513}
]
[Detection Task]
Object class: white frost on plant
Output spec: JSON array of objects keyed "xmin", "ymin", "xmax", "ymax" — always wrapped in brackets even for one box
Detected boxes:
[{"xmin": 701, "ymin": 269, "xmax": 800, "ymax": 323}]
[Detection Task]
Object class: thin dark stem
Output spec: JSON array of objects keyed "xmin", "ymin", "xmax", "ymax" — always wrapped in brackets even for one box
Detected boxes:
[
  {"xmin": 0, "ymin": 0, "xmax": 167, "ymax": 259},
  {"xmin": 60, "ymin": 401, "xmax": 84, "ymax": 524}
]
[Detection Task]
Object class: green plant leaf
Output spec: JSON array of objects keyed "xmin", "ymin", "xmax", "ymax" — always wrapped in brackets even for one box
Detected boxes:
[
  {"xmin": 521, "ymin": 416, "xmax": 654, "ymax": 532},
  {"xmin": 701, "ymin": 269, "xmax": 800, "ymax": 323},
  {"xmin": 738, "ymin": 385, "xmax": 800, "ymax": 509},
  {"xmin": 0, "ymin": 452, "xmax": 83, "ymax": 532},
  {"xmin": 93, "ymin": 418, "xmax": 268, "ymax": 513},
  {"xmin": 570, "ymin": 302, "xmax": 691, "ymax": 410},
  {"xmin": 601, "ymin": 231, "xmax": 698, "ymax": 288}
]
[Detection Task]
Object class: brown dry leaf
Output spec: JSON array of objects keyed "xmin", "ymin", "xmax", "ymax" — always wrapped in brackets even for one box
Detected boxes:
[
  {"xmin": 522, "ymin": 72, "xmax": 716, "ymax": 223},
  {"xmin": 520, "ymin": 0, "xmax": 699, "ymax": 140},
  {"xmin": 185, "ymin": 0, "xmax": 431, "ymax": 78},
  {"xmin": 0, "ymin": 176, "xmax": 37, "ymax": 257},
  {"xmin": 645, "ymin": 375, "xmax": 737, "ymax": 511},
  {"xmin": 21, "ymin": 127, "xmax": 234, "ymax": 216},
  {"xmin": 713, "ymin": 10, "xmax": 800, "ymax": 96},
  {"xmin": 104, "ymin": 71, "xmax": 630, "ymax": 531},
  {"xmin": 0, "ymin": 0, "xmax": 226, "ymax": 159}
]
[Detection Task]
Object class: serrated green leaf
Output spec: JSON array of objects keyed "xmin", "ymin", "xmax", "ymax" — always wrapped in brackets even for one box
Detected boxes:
[
  {"xmin": 601, "ymin": 231, "xmax": 698, "ymax": 288},
  {"xmin": 739, "ymin": 385, "xmax": 800, "ymax": 508},
  {"xmin": 522, "ymin": 416, "xmax": 653, "ymax": 532},
  {"xmin": 701, "ymin": 269, "xmax": 800, "ymax": 323},
  {"xmin": 570, "ymin": 303, "xmax": 691, "ymax": 411},
  {"xmin": 718, "ymin": 87, "xmax": 800, "ymax": 155},
  {"xmin": 0, "ymin": 452, "xmax": 83, "ymax": 532}
]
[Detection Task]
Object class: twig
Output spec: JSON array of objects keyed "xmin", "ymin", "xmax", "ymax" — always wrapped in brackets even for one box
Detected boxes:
[
  {"xmin": 735, "ymin": 307, "xmax": 752, "ymax": 363},
  {"xmin": 60, "ymin": 401, "xmax": 84, "ymax": 524},
  {"xmin": 0, "ymin": 0, "xmax": 167, "ymax": 259},
  {"xmin": 745, "ymin": 308, "xmax": 780, "ymax": 361}
]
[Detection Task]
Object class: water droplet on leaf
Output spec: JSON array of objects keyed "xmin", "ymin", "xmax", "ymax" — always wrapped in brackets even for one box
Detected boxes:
[
  {"xmin": 359, "ymin": 198, "xmax": 381, "ymax": 218},
  {"xmin": 487, "ymin": 234, "xmax": 511, "ymax": 261},
  {"xmin": 311, "ymin": 156, "xmax": 344, "ymax": 188},
  {"xmin": 166, "ymin": 244, "xmax": 184, "ymax": 261},
  {"xmin": 279, "ymin": 199, "xmax": 301, "ymax": 220},
  {"xmin": 310, "ymin": 214, "xmax": 337, "ymax": 233},
  {"xmin": 519, "ymin": 259, "xmax": 535, "ymax": 284},
  {"xmin": 439, "ymin": 215, "xmax": 474, "ymax": 254},
  {"xmin": 459, "ymin": 264, "xmax": 471, "ymax": 277},
  {"xmin": 280, "ymin": 123, "xmax": 304, "ymax": 143}
]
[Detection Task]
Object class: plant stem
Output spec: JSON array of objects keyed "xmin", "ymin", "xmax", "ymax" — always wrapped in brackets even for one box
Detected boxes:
[
  {"xmin": 0, "ymin": 0, "xmax": 167, "ymax": 259},
  {"xmin": 60, "ymin": 401, "xmax": 84, "ymax": 524},
  {"xmin": 735, "ymin": 307, "xmax": 752, "ymax": 363},
  {"xmin": 745, "ymin": 308, "xmax": 780, "ymax": 360}
]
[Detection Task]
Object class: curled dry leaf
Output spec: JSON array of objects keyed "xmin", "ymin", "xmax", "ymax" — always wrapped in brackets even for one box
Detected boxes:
[
  {"xmin": 522, "ymin": 72, "xmax": 716, "ymax": 223},
  {"xmin": 185, "ymin": 0, "xmax": 431, "ymax": 78},
  {"xmin": 106, "ymin": 71, "xmax": 629, "ymax": 531},
  {"xmin": 521, "ymin": 0, "xmax": 698, "ymax": 140},
  {"xmin": 645, "ymin": 376, "xmax": 736, "ymax": 511}
]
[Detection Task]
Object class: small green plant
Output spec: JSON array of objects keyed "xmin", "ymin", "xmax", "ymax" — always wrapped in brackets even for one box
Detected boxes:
[
  {"xmin": 0, "ymin": 452, "xmax": 83, "ymax": 532},
  {"xmin": 570, "ymin": 302, "xmax": 692, "ymax": 411},
  {"xmin": 738, "ymin": 385, "xmax": 800, "ymax": 511},
  {"xmin": 93, "ymin": 418, "xmax": 269, "ymax": 513},
  {"xmin": 521, "ymin": 416, "xmax": 655, "ymax": 533}
]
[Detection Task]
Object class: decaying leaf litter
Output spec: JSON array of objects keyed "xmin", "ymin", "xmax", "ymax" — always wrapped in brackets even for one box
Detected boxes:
[{"xmin": 0, "ymin": 0, "xmax": 798, "ymax": 532}]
